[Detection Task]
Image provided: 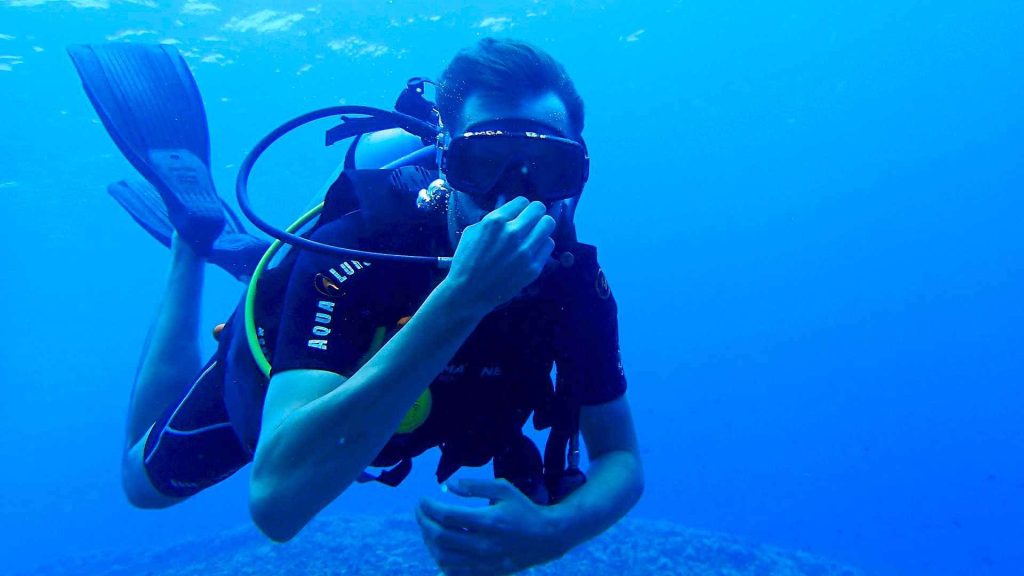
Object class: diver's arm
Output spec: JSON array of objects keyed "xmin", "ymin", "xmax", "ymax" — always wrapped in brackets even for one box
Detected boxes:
[
  {"xmin": 250, "ymin": 197, "xmax": 554, "ymax": 542},
  {"xmin": 250, "ymin": 278, "xmax": 488, "ymax": 541},
  {"xmin": 544, "ymin": 394, "xmax": 644, "ymax": 553}
]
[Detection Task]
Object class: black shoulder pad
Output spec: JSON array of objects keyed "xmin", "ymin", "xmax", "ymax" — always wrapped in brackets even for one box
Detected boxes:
[{"xmin": 321, "ymin": 166, "xmax": 442, "ymax": 253}]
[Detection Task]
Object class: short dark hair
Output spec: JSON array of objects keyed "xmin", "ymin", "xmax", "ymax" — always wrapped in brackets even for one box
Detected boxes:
[{"xmin": 437, "ymin": 38, "xmax": 585, "ymax": 138}]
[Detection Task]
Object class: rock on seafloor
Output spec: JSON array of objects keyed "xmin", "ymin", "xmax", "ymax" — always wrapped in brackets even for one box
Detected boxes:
[{"xmin": 21, "ymin": 514, "xmax": 864, "ymax": 576}]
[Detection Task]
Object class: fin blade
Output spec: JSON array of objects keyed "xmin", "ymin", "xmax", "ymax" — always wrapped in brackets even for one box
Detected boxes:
[
  {"xmin": 107, "ymin": 179, "xmax": 173, "ymax": 248},
  {"xmin": 68, "ymin": 43, "xmax": 224, "ymax": 254}
]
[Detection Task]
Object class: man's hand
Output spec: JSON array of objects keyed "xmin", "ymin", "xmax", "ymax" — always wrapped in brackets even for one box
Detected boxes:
[
  {"xmin": 415, "ymin": 478, "xmax": 568, "ymax": 576},
  {"xmin": 446, "ymin": 197, "xmax": 557, "ymax": 314}
]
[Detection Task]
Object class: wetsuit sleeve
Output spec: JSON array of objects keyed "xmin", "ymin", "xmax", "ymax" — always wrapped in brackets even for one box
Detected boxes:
[
  {"xmin": 271, "ymin": 218, "xmax": 394, "ymax": 377},
  {"xmin": 554, "ymin": 245, "xmax": 628, "ymax": 406}
]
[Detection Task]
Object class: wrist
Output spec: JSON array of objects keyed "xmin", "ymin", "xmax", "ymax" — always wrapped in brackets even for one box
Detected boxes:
[
  {"xmin": 540, "ymin": 501, "xmax": 578, "ymax": 559},
  {"xmin": 434, "ymin": 277, "xmax": 493, "ymax": 322}
]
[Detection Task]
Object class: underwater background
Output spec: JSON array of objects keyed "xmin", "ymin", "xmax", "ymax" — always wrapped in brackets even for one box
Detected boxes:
[{"xmin": 0, "ymin": 1, "xmax": 1021, "ymax": 574}]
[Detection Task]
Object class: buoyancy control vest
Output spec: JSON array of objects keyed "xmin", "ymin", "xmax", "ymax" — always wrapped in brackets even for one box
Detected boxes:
[{"xmin": 236, "ymin": 162, "xmax": 586, "ymax": 505}]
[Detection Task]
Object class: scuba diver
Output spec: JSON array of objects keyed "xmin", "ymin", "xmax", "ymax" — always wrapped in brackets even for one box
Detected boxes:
[{"xmin": 68, "ymin": 38, "xmax": 643, "ymax": 575}]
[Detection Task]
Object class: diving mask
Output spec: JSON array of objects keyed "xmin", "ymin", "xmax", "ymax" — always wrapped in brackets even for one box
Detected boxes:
[{"xmin": 440, "ymin": 127, "xmax": 589, "ymax": 203}]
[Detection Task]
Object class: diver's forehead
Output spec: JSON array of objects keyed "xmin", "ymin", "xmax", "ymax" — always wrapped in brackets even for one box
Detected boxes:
[{"xmin": 458, "ymin": 91, "xmax": 571, "ymax": 137}]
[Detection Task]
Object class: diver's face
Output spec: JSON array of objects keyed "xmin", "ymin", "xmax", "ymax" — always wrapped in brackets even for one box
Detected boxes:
[{"xmin": 445, "ymin": 91, "xmax": 573, "ymax": 250}]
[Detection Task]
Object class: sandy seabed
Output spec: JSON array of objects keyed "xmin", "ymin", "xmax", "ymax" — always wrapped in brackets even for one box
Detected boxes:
[{"xmin": 23, "ymin": 514, "xmax": 864, "ymax": 576}]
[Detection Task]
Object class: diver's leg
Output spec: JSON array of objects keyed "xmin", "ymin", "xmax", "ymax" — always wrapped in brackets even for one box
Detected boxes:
[
  {"xmin": 122, "ymin": 431, "xmax": 184, "ymax": 509},
  {"xmin": 122, "ymin": 352, "xmax": 253, "ymax": 509},
  {"xmin": 125, "ymin": 234, "xmax": 205, "ymax": 449}
]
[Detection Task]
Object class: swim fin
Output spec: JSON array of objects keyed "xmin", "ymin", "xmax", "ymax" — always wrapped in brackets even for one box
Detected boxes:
[
  {"xmin": 108, "ymin": 179, "xmax": 271, "ymax": 281},
  {"xmin": 68, "ymin": 43, "xmax": 225, "ymax": 256},
  {"xmin": 107, "ymin": 179, "xmax": 174, "ymax": 249}
]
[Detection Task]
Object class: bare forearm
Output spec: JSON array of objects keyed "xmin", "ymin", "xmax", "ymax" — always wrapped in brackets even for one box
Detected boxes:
[
  {"xmin": 546, "ymin": 450, "xmax": 645, "ymax": 554},
  {"xmin": 251, "ymin": 278, "xmax": 486, "ymax": 540}
]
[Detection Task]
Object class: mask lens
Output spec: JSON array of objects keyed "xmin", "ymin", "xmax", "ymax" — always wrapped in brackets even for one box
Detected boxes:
[
  {"xmin": 446, "ymin": 137, "xmax": 507, "ymax": 193},
  {"xmin": 516, "ymin": 138, "xmax": 585, "ymax": 200}
]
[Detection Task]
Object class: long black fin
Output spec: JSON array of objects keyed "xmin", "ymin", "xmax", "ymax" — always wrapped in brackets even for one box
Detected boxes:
[{"xmin": 69, "ymin": 43, "xmax": 225, "ymax": 255}]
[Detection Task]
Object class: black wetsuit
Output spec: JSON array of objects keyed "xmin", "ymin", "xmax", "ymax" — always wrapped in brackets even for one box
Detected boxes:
[{"xmin": 142, "ymin": 208, "xmax": 627, "ymax": 500}]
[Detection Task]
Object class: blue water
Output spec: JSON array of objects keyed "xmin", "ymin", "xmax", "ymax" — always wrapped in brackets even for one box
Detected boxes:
[{"xmin": 1, "ymin": 1, "xmax": 1021, "ymax": 575}]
